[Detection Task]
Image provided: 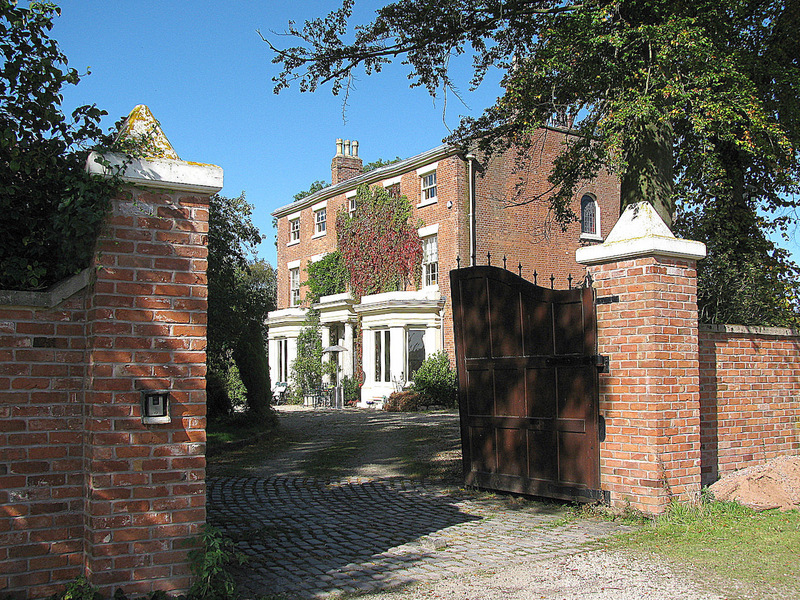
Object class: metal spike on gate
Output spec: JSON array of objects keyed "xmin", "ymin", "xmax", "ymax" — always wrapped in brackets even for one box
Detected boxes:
[
  {"xmin": 503, "ymin": 255, "xmax": 507, "ymax": 269},
  {"xmin": 568, "ymin": 274, "xmax": 573, "ymax": 289},
  {"xmin": 518, "ymin": 262, "xmax": 523, "ymax": 277},
  {"xmin": 533, "ymin": 270, "xmax": 538, "ymax": 285},
  {"xmin": 550, "ymin": 274, "xmax": 555, "ymax": 289},
  {"xmin": 456, "ymin": 255, "xmax": 461, "ymax": 269},
  {"xmin": 487, "ymin": 251, "xmax": 491, "ymax": 266}
]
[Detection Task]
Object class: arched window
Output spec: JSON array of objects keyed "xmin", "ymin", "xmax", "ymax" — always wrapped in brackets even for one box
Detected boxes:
[{"xmin": 580, "ymin": 194, "xmax": 599, "ymax": 237}]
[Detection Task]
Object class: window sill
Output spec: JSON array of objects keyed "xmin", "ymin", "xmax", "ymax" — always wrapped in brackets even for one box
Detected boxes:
[
  {"xmin": 580, "ymin": 233, "xmax": 603, "ymax": 242},
  {"xmin": 287, "ymin": 239, "xmax": 300, "ymax": 247},
  {"xmin": 311, "ymin": 231, "xmax": 327, "ymax": 239},
  {"xmin": 417, "ymin": 197, "xmax": 438, "ymax": 209}
]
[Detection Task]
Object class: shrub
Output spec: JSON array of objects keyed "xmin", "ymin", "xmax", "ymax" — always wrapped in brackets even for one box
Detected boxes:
[
  {"xmin": 341, "ymin": 375, "xmax": 361, "ymax": 405},
  {"xmin": 383, "ymin": 390, "xmax": 424, "ymax": 412},
  {"xmin": 411, "ymin": 351, "xmax": 457, "ymax": 407}
]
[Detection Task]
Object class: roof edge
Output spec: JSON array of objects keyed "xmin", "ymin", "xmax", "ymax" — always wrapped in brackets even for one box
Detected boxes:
[{"xmin": 272, "ymin": 144, "xmax": 461, "ymax": 218}]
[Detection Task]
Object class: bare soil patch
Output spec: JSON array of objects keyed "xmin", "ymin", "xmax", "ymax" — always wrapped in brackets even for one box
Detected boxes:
[{"xmin": 709, "ymin": 455, "xmax": 800, "ymax": 511}]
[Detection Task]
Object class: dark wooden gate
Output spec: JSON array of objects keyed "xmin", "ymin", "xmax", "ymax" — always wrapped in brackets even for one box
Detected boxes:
[{"xmin": 450, "ymin": 266, "xmax": 602, "ymax": 501}]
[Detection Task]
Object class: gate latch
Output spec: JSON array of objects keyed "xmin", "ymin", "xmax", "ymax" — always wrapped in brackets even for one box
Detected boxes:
[{"xmin": 594, "ymin": 355, "xmax": 610, "ymax": 374}]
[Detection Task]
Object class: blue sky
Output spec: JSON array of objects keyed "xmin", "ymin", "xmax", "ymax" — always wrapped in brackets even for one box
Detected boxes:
[
  {"xmin": 51, "ymin": 1, "xmax": 798, "ymax": 267},
  {"xmin": 51, "ymin": 1, "xmax": 504, "ymax": 267}
]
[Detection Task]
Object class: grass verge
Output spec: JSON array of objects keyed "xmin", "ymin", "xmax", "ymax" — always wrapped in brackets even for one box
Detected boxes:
[{"xmin": 609, "ymin": 500, "xmax": 800, "ymax": 599}]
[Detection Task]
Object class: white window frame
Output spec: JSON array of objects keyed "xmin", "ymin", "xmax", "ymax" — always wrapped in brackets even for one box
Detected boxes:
[
  {"xmin": 406, "ymin": 328, "xmax": 426, "ymax": 379},
  {"xmin": 289, "ymin": 266, "xmax": 301, "ymax": 306},
  {"xmin": 416, "ymin": 163, "xmax": 438, "ymax": 207},
  {"xmin": 277, "ymin": 339, "xmax": 289, "ymax": 382},
  {"xmin": 374, "ymin": 329, "xmax": 391, "ymax": 383},
  {"xmin": 346, "ymin": 190, "xmax": 358, "ymax": 214},
  {"xmin": 287, "ymin": 211, "xmax": 301, "ymax": 246},
  {"xmin": 580, "ymin": 194, "xmax": 602, "ymax": 241},
  {"xmin": 422, "ymin": 234, "xmax": 439, "ymax": 287},
  {"xmin": 314, "ymin": 207, "xmax": 327, "ymax": 236}
]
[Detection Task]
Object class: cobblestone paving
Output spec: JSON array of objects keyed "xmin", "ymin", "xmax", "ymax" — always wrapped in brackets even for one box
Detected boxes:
[{"xmin": 207, "ymin": 476, "xmax": 633, "ymax": 599}]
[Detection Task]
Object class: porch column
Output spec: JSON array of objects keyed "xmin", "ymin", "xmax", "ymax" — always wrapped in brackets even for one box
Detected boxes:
[
  {"xmin": 390, "ymin": 326, "xmax": 405, "ymax": 385},
  {"xmin": 321, "ymin": 325, "xmax": 331, "ymax": 385},
  {"xmin": 577, "ymin": 201, "xmax": 706, "ymax": 514},
  {"xmin": 343, "ymin": 322, "xmax": 355, "ymax": 379},
  {"xmin": 362, "ymin": 327, "xmax": 375, "ymax": 384}
]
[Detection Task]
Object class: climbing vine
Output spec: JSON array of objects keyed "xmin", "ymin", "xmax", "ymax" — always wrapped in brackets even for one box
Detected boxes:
[{"xmin": 335, "ymin": 184, "xmax": 422, "ymax": 300}]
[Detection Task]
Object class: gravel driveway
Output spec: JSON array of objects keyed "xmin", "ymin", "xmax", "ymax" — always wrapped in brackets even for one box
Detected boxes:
[{"xmin": 208, "ymin": 407, "xmax": 725, "ymax": 600}]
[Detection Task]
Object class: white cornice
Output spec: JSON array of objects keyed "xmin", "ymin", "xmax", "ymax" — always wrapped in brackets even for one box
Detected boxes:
[{"xmin": 86, "ymin": 151, "xmax": 223, "ymax": 195}]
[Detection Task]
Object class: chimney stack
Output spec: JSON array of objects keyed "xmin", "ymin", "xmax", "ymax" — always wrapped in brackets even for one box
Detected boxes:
[{"xmin": 331, "ymin": 138, "xmax": 363, "ymax": 184}]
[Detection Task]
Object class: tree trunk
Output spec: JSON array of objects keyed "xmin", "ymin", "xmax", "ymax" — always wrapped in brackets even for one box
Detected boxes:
[{"xmin": 620, "ymin": 117, "xmax": 675, "ymax": 228}]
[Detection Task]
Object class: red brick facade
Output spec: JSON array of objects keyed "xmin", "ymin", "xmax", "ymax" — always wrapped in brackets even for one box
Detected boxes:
[
  {"xmin": 1, "ymin": 183, "xmax": 211, "ymax": 597},
  {"xmin": 274, "ymin": 136, "xmax": 620, "ymax": 367},
  {"xmin": 475, "ymin": 129, "xmax": 619, "ymax": 283},
  {"xmin": 699, "ymin": 325, "xmax": 800, "ymax": 485}
]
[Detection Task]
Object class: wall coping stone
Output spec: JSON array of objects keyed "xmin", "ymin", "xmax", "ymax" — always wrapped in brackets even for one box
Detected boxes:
[
  {"xmin": 700, "ymin": 323, "xmax": 800, "ymax": 338},
  {"xmin": 85, "ymin": 151, "xmax": 223, "ymax": 195},
  {"xmin": 577, "ymin": 201, "xmax": 706, "ymax": 265},
  {"xmin": 0, "ymin": 268, "xmax": 92, "ymax": 308}
]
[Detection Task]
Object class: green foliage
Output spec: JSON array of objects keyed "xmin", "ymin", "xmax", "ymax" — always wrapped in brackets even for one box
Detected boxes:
[
  {"xmin": 0, "ymin": 1, "xmax": 122, "ymax": 290},
  {"xmin": 341, "ymin": 374, "xmax": 361, "ymax": 405},
  {"xmin": 293, "ymin": 179, "xmax": 328, "ymax": 201},
  {"xmin": 47, "ymin": 576, "xmax": 102, "ymax": 600},
  {"xmin": 411, "ymin": 351, "xmax": 457, "ymax": 407},
  {"xmin": 362, "ymin": 156, "xmax": 403, "ymax": 172},
  {"xmin": 336, "ymin": 184, "xmax": 422, "ymax": 299},
  {"xmin": 675, "ymin": 202, "xmax": 800, "ymax": 327},
  {"xmin": 304, "ymin": 250, "xmax": 348, "ymax": 304},
  {"xmin": 188, "ymin": 525, "xmax": 246, "ymax": 600},
  {"xmin": 207, "ymin": 193, "xmax": 276, "ymax": 419},
  {"xmin": 289, "ymin": 310, "xmax": 335, "ymax": 400}
]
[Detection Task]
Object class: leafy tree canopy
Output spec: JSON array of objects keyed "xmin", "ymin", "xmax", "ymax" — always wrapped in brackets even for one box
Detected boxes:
[
  {"xmin": 294, "ymin": 179, "xmax": 328, "ymax": 201},
  {"xmin": 336, "ymin": 184, "xmax": 422, "ymax": 299},
  {"xmin": 0, "ymin": 0, "xmax": 121, "ymax": 290},
  {"xmin": 268, "ymin": 0, "xmax": 800, "ymax": 326},
  {"xmin": 362, "ymin": 156, "xmax": 403, "ymax": 172},
  {"xmin": 207, "ymin": 193, "xmax": 277, "ymax": 419},
  {"xmin": 268, "ymin": 0, "xmax": 799, "ymax": 226}
]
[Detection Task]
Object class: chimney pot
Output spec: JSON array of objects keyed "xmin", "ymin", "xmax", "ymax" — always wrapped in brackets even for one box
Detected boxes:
[
  {"xmin": 336, "ymin": 138, "xmax": 343, "ymax": 157},
  {"xmin": 344, "ymin": 139, "xmax": 351, "ymax": 157},
  {"xmin": 352, "ymin": 140, "xmax": 359, "ymax": 158}
]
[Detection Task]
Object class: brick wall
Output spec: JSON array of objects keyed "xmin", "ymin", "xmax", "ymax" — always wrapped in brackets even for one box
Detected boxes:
[
  {"xmin": 475, "ymin": 129, "xmax": 620, "ymax": 284},
  {"xmin": 0, "ymin": 286, "xmax": 89, "ymax": 596},
  {"xmin": 590, "ymin": 256, "xmax": 702, "ymax": 512},
  {"xmin": 699, "ymin": 324, "xmax": 800, "ymax": 485},
  {"xmin": 0, "ymin": 182, "xmax": 211, "ymax": 597}
]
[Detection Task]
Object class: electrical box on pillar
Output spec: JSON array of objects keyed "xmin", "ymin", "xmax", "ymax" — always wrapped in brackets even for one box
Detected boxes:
[{"xmin": 141, "ymin": 390, "xmax": 171, "ymax": 424}]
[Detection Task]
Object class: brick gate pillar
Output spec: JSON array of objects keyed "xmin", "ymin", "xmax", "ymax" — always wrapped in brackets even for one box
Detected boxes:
[
  {"xmin": 83, "ymin": 106, "xmax": 222, "ymax": 594},
  {"xmin": 577, "ymin": 202, "xmax": 706, "ymax": 513}
]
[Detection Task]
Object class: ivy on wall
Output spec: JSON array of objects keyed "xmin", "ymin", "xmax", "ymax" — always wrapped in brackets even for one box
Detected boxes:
[{"xmin": 335, "ymin": 184, "xmax": 423, "ymax": 300}]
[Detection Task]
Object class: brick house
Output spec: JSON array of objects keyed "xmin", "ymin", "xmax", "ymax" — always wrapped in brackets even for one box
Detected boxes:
[{"xmin": 268, "ymin": 130, "xmax": 620, "ymax": 405}]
